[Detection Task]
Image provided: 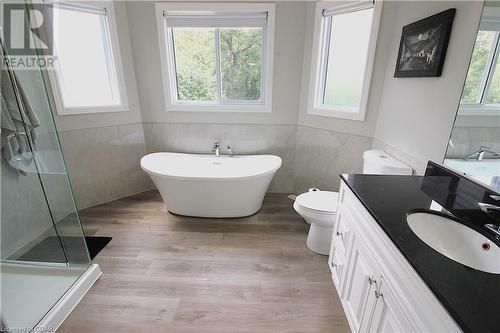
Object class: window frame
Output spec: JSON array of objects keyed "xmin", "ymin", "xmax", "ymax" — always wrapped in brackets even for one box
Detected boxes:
[
  {"xmin": 459, "ymin": 30, "xmax": 500, "ymax": 116},
  {"xmin": 307, "ymin": 1, "xmax": 382, "ymax": 121},
  {"xmin": 155, "ymin": 2, "xmax": 275, "ymax": 113},
  {"xmin": 48, "ymin": 1, "xmax": 128, "ymax": 115}
]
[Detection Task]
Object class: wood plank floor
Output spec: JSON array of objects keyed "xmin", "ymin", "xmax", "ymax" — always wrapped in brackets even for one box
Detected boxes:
[{"xmin": 59, "ymin": 191, "xmax": 349, "ymax": 333}]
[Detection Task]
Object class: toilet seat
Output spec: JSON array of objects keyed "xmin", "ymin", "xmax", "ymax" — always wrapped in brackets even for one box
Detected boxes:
[{"xmin": 294, "ymin": 191, "xmax": 338, "ymax": 214}]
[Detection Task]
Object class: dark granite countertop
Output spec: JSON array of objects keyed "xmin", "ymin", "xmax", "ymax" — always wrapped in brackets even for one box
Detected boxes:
[{"xmin": 340, "ymin": 163, "xmax": 500, "ymax": 333}]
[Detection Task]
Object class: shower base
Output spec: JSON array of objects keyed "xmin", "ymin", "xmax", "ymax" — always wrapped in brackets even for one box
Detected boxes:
[{"xmin": 1, "ymin": 262, "xmax": 101, "ymax": 331}]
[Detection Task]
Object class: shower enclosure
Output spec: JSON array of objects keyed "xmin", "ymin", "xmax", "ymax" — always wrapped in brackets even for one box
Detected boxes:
[{"xmin": 1, "ymin": 3, "xmax": 99, "ymax": 331}]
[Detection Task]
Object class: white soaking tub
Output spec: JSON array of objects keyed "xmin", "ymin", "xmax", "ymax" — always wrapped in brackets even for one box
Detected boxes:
[
  {"xmin": 444, "ymin": 158, "xmax": 500, "ymax": 189},
  {"xmin": 140, "ymin": 152, "xmax": 282, "ymax": 218}
]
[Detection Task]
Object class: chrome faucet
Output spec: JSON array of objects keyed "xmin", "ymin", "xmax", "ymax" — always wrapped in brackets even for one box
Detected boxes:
[
  {"xmin": 478, "ymin": 202, "xmax": 500, "ymax": 214},
  {"xmin": 464, "ymin": 146, "xmax": 499, "ymax": 161},
  {"xmin": 486, "ymin": 223, "xmax": 500, "ymax": 237},
  {"xmin": 478, "ymin": 202, "xmax": 500, "ymax": 237},
  {"xmin": 212, "ymin": 142, "xmax": 220, "ymax": 157},
  {"xmin": 227, "ymin": 145, "xmax": 234, "ymax": 157}
]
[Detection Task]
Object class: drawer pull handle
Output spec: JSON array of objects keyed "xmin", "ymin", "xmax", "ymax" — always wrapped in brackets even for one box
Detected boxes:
[{"xmin": 375, "ymin": 290, "xmax": 383, "ymax": 299}]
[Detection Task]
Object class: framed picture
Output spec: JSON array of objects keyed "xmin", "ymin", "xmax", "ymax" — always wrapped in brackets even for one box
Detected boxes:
[{"xmin": 394, "ymin": 8, "xmax": 456, "ymax": 78}]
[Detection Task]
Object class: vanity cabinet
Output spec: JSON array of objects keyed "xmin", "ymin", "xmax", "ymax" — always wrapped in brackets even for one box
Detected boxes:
[{"xmin": 329, "ymin": 181, "xmax": 461, "ymax": 333}]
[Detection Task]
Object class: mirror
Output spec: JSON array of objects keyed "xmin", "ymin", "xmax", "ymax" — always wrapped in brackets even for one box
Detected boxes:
[{"xmin": 445, "ymin": 0, "xmax": 500, "ymax": 192}]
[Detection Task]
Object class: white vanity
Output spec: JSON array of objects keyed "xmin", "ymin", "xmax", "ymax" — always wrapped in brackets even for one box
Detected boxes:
[{"xmin": 329, "ymin": 180, "xmax": 461, "ymax": 332}]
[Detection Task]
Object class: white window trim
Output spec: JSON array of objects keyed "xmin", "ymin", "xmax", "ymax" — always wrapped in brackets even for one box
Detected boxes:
[
  {"xmin": 307, "ymin": 0, "xmax": 382, "ymax": 121},
  {"xmin": 47, "ymin": 1, "xmax": 129, "ymax": 115},
  {"xmin": 155, "ymin": 2, "xmax": 275, "ymax": 113},
  {"xmin": 459, "ymin": 105, "xmax": 500, "ymax": 116}
]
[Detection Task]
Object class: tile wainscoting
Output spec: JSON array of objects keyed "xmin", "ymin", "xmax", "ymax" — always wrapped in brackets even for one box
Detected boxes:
[
  {"xmin": 293, "ymin": 126, "xmax": 373, "ymax": 194},
  {"xmin": 59, "ymin": 123, "xmax": 153, "ymax": 210},
  {"xmin": 1, "ymin": 157, "xmax": 58, "ymax": 258},
  {"xmin": 142, "ymin": 123, "xmax": 372, "ymax": 195},
  {"xmin": 448, "ymin": 126, "xmax": 500, "ymax": 159},
  {"xmin": 142, "ymin": 123, "xmax": 298, "ymax": 193},
  {"xmin": 56, "ymin": 122, "xmax": 405, "ymax": 211}
]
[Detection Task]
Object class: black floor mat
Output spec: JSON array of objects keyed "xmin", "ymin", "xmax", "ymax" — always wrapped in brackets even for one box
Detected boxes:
[
  {"xmin": 17, "ymin": 236, "xmax": 112, "ymax": 263},
  {"xmin": 85, "ymin": 236, "xmax": 112, "ymax": 259}
]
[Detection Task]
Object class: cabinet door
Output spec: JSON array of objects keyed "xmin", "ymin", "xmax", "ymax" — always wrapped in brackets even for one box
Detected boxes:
[
  {"xmin": 342, "ymin": 234, "xmax": 378, "ymax": 333},
  {"xmin": 366, "ymin": 280, "xmax": 414, "ymax": 333}
]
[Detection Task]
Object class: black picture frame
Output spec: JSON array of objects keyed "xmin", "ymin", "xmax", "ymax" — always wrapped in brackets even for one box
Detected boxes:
[{"xmin": 394, "ymin": 8, "xmax": 456, "ymax": 78}]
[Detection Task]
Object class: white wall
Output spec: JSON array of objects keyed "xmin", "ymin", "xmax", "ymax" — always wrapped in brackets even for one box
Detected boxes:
[
  {"xmin": 126, "ymin": 1, "xmax": 306, "ymax": 125},
  {"xmin": 372, "ymin": 1, "xmax": 484, "ymax": 173}
]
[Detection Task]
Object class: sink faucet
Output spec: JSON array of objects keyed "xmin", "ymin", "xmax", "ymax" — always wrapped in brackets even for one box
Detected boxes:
[
  {"xmin": 478, "ymin": 202, "xmax": 500, "ymax": 237},
  {"xmin": 485, "ymin": 222, "xmax": 500, "ymax": 238},
  {"xmin": 464, "ymin": 146, "xmax": 499, "ymax": 161},
  {"xmin": 212, "ymin": 142, "xmax": 220, "ymax": 157},
  {"xmin": 478, "ymin": 202, "xmax": 500, "ymax": 214}
]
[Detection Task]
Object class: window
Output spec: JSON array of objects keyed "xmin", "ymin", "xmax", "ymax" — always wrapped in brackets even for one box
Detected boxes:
[
  {"xmin": 49, "ymin": 1, "xmax": 127, "ymax": 114},
  {"xmin": 308, "ymin": 1, "xmax": 381, "ymax": 121},
  {"xmin": 460, "ymin": 29, "xmax": 500, "ymax": 115},
  {"xmin": 156, "ymin": 3, "xmax": 275, "ymax": 112}
]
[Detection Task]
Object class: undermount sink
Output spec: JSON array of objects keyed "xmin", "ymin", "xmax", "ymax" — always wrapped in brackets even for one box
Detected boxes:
[{"xmin": 406, "ymin": 212, "xmax": 500, "ymax": 274}]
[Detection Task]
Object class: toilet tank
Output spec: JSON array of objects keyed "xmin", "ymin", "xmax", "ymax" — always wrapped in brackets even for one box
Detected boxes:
[{"xmin": 363, "ymin": 150, "xmax": 413, "ymax": 175}]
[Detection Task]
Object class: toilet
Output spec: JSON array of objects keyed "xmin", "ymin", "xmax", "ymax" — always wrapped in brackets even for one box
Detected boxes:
[{"xmin": 293, "ymin": 150, "xmax": 413, "ymax": 255}]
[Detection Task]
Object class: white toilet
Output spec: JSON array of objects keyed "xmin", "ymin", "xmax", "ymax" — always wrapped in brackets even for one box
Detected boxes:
[{"xmin": 293, "ymin": 150, "xmax": 413, "ymax": 255}]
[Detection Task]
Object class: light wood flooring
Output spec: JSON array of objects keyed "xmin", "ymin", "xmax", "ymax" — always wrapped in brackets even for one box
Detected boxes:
[{"xmin": 59, "ymin": 191, "xmax": 349, "ymax": 333}]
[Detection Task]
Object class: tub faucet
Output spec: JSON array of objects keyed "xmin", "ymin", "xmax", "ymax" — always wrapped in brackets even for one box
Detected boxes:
[
  {"xmin": 227, "ymin": 145, "xmax": 234, "ymax": 157},
  {"xmin": 212, "ymin": 142, "xmax": 220, "ymax": 157},
  {"xmin": 464, "ymin": 146, "xmax": 499, "ymax": 161}
]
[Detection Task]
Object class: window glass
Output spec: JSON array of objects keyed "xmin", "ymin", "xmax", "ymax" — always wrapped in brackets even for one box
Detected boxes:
[
  {"xmin": 484, "ymin": 51, "xmax": 500, "ymax": 104},
  {"xmin": 172, "ymin": 28, "xmax": 217, "ymax": 101},
  {"xmin": 53, "ymin": 6, "xmax": 122, "ymax": 109},
  {"xmin": 163, "ymin": 14, "xmax": 266, "ymax": 105},
  {"xmin": 461, "ymin": 31, "xmax": 495, "ymax": 104},
  {"xmin": 220, "ymin": 27, "xmax": 262, "ymax": 101},
  {"xmin": 323, "ymin": 8, "xmax": 373, "ymax": 109}
]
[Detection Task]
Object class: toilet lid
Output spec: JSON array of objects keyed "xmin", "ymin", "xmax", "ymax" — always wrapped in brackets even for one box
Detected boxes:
[{"xmin": 295, "ymin": 191, "xmax": 339, "ymax": 213}]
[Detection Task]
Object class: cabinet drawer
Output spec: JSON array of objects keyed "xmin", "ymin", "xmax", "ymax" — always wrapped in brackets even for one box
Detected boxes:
[
  {"xmin": 333, "ymin": 210, "xmax": 352, "ymax": 255},
  {"xmin": 329, "ymin": 207, "xmax": 354, "ymax": 291}
]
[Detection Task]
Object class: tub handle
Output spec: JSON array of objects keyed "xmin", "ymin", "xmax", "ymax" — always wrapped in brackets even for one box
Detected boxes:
[{"xmin": 227, "ymin": 145, "xmax": 234, "ymax": 157}]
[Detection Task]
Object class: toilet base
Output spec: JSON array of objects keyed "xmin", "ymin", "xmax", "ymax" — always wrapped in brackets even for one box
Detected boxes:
[{"xmin": 306, "ymin": 223, "xmax": 333, "ymax": 255}]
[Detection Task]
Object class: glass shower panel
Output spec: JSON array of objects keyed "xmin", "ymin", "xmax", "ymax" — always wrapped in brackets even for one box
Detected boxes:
[
  {"xmin": 1, "ymin": 65, "xmax": 60, "ymax": 261},
  {"xmin": 1, "ymin": 2, "xmax": 91, "ymax": 331},
  {"xmin": 15, "ymin": 64, "xmax": 90, "ymax": 264}
]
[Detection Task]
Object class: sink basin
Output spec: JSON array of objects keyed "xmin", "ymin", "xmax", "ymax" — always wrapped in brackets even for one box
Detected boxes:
[{"xmin": 406, "ymin": 212, "xmax": 500, "ymax": 274}]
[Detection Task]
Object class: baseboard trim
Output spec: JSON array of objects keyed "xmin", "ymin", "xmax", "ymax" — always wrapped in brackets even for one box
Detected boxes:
[{"xmin": 35, "ymin": 264, "xmax": 101, "ymax": 332}]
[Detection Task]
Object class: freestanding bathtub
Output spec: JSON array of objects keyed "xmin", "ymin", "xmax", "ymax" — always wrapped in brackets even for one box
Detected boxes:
[{"xmin": 140, "ymin": 152, "xmax": 282, "ymax": 218}]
